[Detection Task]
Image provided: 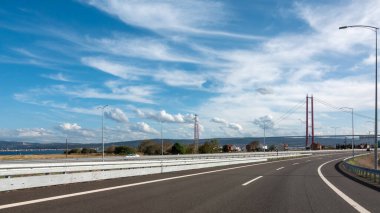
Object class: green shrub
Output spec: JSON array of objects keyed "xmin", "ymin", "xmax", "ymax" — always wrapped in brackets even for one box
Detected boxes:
[
  {"xmin": 114, "ymin": 146, "xmax": 136, "ymax": 155},
  {"xmin": 171, "ymin": 142, "xmax": 185, "ymax": 154}
]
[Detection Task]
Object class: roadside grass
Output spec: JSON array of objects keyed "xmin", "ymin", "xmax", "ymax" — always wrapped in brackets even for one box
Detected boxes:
[{"xmin": 348, "ymin": 153, "xmax": 380, "ymax": 170}]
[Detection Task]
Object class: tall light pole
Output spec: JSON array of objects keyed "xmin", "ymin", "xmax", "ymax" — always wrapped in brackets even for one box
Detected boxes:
[
  {"xmin": 340, "ymin": 107, "xmax": 354, "ymax": 157},
  {"xmin": 331, "ymin": 127, "xmax": 339, "ymax": 137},
  {"xmin": 65, "ymin": 136, "xmax": 68, "ymax": 159},
  {"xmin": 160, "ymin": 120, "xmax": 163, "ymax": 156},
  {"xmin": 97, "ymin": 105, "xmax": 108, "ymax": 162},
  {"xmin": 263, "ymin": 124, "xmax": 266, "ymax": 151},
  {"xmin": 339, "ymin": 25, "xmax": 378, "ymax": 169}
]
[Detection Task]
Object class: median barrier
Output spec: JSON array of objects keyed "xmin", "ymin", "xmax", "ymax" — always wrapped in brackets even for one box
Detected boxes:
[{"xmin": 0, "ymin": 152, "xmax": 307, "ymax": 192}]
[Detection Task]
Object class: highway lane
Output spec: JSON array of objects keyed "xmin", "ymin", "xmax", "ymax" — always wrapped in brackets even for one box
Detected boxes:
[
  {"xmin": 0, "ymin": 153, "xmax": 377, "ymax": 213},
  {"xmin": 320, "ymin": 157, "xmax": 379, "ymax": 212}
]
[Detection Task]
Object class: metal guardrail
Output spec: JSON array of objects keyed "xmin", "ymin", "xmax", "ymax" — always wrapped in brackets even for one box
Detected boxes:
[{"xmin": 342, "ymin": 154, "xmax": 380, "ymax": 184}]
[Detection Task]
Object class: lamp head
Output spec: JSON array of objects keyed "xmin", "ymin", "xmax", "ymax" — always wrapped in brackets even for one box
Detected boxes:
[{"xmin": 339, "ymin": 26, "xmax": 348, "ymax": 30}]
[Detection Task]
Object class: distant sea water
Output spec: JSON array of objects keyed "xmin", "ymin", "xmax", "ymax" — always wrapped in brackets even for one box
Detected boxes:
[{"xmin": 0, "ymin": 150, "xmax": 64, "ymax": 155}]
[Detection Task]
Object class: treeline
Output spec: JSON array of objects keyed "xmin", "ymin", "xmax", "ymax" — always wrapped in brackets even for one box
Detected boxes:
[
  {"xmin": 135, "ymin": 139, "xmax": 222, "ymax": 155},
  {"xmin": 104, "ymin": 139, "xmax": 222, "ymax": 155},
  {"xmin": 64, "ymin": 148, "xmax": 97, "ymax": 154},
  {"xmin": 64, "ymin": 139, "xmax": 276, "ymax": 156}
]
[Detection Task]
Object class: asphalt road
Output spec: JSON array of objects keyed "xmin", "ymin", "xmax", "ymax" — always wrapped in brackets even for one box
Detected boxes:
[{"xmin": 0, "ymin": 153, "xmax": 378, "ymax": 213}]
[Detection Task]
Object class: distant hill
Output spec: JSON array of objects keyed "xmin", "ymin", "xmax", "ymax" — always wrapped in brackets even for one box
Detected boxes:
[{"xmin": 0, "ymin": 136, "xmax": 355, "ymax": 150}]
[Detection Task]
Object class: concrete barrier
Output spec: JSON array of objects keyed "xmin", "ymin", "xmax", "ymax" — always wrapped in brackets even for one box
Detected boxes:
[{"xmin": 0, "ymin": 152, "xmax": 311, "ymax": 192}]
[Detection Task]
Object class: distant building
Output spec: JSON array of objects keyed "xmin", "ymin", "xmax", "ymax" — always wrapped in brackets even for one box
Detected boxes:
[{"xmin": 311, "ymin": 142, "xmax": 322, "ymax": 150}]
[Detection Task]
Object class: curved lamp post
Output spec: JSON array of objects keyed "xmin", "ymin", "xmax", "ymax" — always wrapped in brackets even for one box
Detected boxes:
[{"xmin": 339, "ymin": 25, "xmax": 378, "ymax": 169}]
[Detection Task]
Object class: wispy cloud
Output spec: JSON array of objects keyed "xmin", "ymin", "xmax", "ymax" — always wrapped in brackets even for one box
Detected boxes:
[
  {"xmin": 15, "ymin": 82, "xmax": 157, "ymax": 105},
  {"xmin": 153, "ymin": 70, "xmax": 207, "ymax": 88},
  {"xmin": 89, "ymin": 37, "xmax": 200, "ymax": 63},
  {"xmin": 84, "ymin": 0, "xmax": 263, "ymax": 40},
  {"xmin": 41, "ymin": 72, "xmax": 72, "ymax": 82},
  {"xmin": 81, "ymin": 57, "xmax": 143, "ymax": 80}
]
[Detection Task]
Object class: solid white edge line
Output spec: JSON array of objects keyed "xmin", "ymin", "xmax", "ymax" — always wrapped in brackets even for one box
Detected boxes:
[
  {"xmin": 0, "ymin": 153, "xmax": 340, "ymax": 210},
  {"xmin": 317, "ymin": 158, "xmax": 370, "ymax": 213},
  {"xmin": 276, "ymin": 167, "xmax": 284, "ymax": 170},
  {"xmin": 242, "ymin": 176, "xmax": 263, "ymax": 186},
  {"xmin": 292, "ymin": 163, "xmax": 299, "ymax": 165}
]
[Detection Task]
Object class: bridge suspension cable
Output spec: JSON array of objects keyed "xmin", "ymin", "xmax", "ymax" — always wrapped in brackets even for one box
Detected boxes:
[{"xmin": 313, "ymin": 97, "xmax": 373, "ymax": 121}]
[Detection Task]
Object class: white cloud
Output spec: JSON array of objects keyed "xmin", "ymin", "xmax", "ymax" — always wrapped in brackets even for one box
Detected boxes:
[
  {"xmin": 131, "ymin": 122, "xmax": 159, "ymax": 135},
  {"xmin": 59, "ymin": 123, "xmax": 82, "ymax": 131},
  {"xmin": 362, "ymin": 54, "xmax": 376, "ymax": 66},
  {"xmin": 136, "ymin": 109, "xmax": 194, "ymax": 123},
  {"xmin": 56, "ymin": 123, "xmax": 96, "ymax": 137},
  {"xmin": 228, "ymin": 123, "xmax": 243, "ymax": 131},
  {"xmin": 210, "ymin": 117, "xmax": 227, "ymax": 125},
  {"xmin": 104, "ymin": 108, "xmax": 129, "ymax": 123},
  {"xmin": 210, "ymin": 117, "xmax": 243, "ymax": 132}
]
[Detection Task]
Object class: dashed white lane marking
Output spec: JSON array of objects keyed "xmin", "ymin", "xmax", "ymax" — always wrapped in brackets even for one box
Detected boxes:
[
  {"xmin": 318, "ymin": 158, "xmax": 370, "ymax": 213},
  {"xmin": 242, "ymin": 176, "xmax": 263, "ymax": 186},
  {"xmin": 306, "ymin": 160, "xmax": 311, "ymax": 162},
  {"xmin": 292, "ymin": 163, "xmax": 299, "ymax": 165},
  {"xmin": 276, "ymin": 167, "xmax": 285, "ymax": 170}
]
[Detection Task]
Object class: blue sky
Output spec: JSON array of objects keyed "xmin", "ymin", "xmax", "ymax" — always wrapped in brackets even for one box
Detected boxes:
[{"xmin": 0, "ymin": 0, "xmax": 379, "ymax": 143}]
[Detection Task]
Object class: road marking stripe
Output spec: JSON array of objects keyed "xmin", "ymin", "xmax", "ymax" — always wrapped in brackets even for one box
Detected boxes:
[
  {"xmin": 292, "ymin": 163, "xmax": 299, "ymax": 165},
  {"xmin": 242, "ymin": 176, "xmax": 263, "ymax": 186},
  {"xmin": 0, "ymin": 154, "xmax": 337, "ymax": 210},
  {"xmin": 318, "ymin": 158, "xmax": 370, "ymax": 213},
  {"xmin": 276, "ymin": 167, "xmax": 284, "ymax": 170},
  {"xmin": 306, "ymin": 160, "xmax": 311, "ymax": 162}
]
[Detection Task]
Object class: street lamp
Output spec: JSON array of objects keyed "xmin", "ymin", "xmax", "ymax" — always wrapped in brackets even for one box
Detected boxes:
[
  {"xmin": 340, "ymin": 107, "xmax": 355, "ymax": 157},
  {"xmin": 339, "ymin": 25, "xmax": 378, "ymax": 169},
  {"xmin": 331, "ymin": 126, "xmax": 339, "ymax": 137},
  {"xmin": 97, "ymin": 105, "xmax": 108, "ymax": 162},
  {"xmin": 160, "ymin": 120, "xmax": 163, "ymax": 156},
  {"xmin": 65, "ymin": 136, "xmax": 68, "ymax": 159}
]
